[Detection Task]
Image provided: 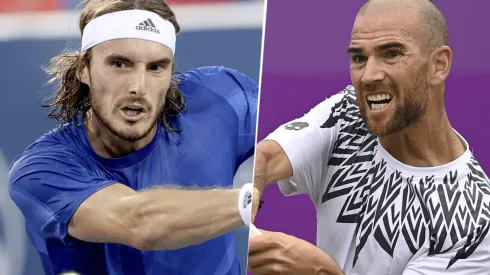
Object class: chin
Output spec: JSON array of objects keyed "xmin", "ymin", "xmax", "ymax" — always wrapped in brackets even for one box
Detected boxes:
[
  {"xmin": 118, "ymin": 131, "xmax": 147, "ymax": 142},
  {"xmin": 365, "ymin": 116, "xmax": 409, "ymax": 138},
  {"xmin": 362, "ymin": 113, "xmax": 395, "ymax": 137},
  {"xmin": 111, "ymin": 122, "xmax": 155, "ymax": 142},
  {"xmin": 366, "ymin": 124, "xmax": 389, "ymax": 137}
]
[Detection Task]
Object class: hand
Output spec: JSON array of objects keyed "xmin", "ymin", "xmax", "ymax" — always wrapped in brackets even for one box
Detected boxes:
[
  {"xmin": 248, "ymin": 229, "xmax": 343, "ymax": 275},
  {"xmin": 251, "ymin": 186, "xmax": 261, "ymax": 223}
]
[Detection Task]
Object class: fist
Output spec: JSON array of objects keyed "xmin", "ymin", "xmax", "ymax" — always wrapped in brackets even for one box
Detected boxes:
[{"xmin": 248, "ymin": 230, "xmax": 343, "ymax": 275}]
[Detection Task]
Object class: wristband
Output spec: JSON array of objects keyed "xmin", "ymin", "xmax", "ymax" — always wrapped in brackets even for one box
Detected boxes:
[{"xmin": 238, "ymin": 183, "xmax": 253, "ymax": 226}]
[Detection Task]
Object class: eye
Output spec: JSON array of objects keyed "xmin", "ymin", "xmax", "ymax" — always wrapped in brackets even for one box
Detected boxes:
[
  {"xmin": 149, "ymin": 64, "xmax": 164, "ymax": 72},
  {"xmin": 351, "ymin": 55, "xmax": 367, "ymax": 64},
  {"xmin": 386, "ymin": 50, "xmax": 402, "ymax": 59},
  {"xmin": 112, "ymin": 61, "xmax": 127, "ymax": 69}
]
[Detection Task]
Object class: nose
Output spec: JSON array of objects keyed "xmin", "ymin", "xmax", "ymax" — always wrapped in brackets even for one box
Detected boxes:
[
  {"xmin": 361, "ymin": 57, "xmax": 385, "ymax": 85},
  {"xmin": 128, "ymin": 66, "xmax": 147, "ymax": 96}
]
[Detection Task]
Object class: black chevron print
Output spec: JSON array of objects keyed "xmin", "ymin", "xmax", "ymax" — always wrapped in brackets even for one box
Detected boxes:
[
  {"xmin": 402, "ymin": 203, "xmax": 426, "ymax": 254},
  {"xmin": 321, "ymin": 99, "xmax": 345, "ymax": 128},
  {"xmin": 337, "ymin": 168, "xmax": 373, "ymax": 223},
  {"xmin": 374, "ymin": 171, "xmax": 403, "ymax": 223},
  {"xmin": 353, "ymin": 194, "xmax": 379, "ymax": 266},
  {"xmin": 448, "ymin": 219, "xmax": 490, "ymax": 269},
  {"xmin": 323, "ymin": 164, "xmax": 366, "ymax": 202},
  {"xmin": 463, "ymin": 176, "xmax": 482, "ymax": 228},
  {"xmin": 375, "ymin": 203, "xmax": 401, "ymax": 257},
  {"xmin": 317, "ymin": 87, "xmax": 490, "ymax": 270}
]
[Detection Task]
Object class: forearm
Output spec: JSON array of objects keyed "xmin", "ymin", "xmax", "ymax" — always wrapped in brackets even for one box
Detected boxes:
[
  {"xmin": 128, "ymin": 187, "xmax": 244, "ymax": 250},
  {"xmin": 253, "ymin": 148, "xmax": 271, "ymax": 194},
  {"xmin": 254, "ymin": 140, "xmax": 293, "ymax": 194}
]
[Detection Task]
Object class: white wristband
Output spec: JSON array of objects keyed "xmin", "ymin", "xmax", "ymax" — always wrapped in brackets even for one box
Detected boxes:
[{"xmin": 238, "ymin": 183, "xmax": 253, "ymax": 227}]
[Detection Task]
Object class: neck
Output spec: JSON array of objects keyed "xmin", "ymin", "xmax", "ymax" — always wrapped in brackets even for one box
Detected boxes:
[
  {"xmin": 84, "ymin": 111, "xmax": 156, "ymax": 158},
  {"xmin": 379, "ymin": 108, "xmax": 466, "ymax": 168}
]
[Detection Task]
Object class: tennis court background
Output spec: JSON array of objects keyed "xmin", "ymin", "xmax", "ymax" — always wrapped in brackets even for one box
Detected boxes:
[{"xmin": 0, "ymin": 1, "xmax": 264, "ymax": 275}]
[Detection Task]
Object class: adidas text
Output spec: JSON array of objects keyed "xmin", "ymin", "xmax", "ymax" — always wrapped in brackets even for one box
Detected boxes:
[{"xmin": 136, "ymin": 25, "xmax": 160, "ymax": 34}]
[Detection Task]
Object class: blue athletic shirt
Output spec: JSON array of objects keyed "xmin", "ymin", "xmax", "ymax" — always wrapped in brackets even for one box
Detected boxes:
[{"xmin": 8, "ymin": 66, "xmax": 258, "ymax": 275}]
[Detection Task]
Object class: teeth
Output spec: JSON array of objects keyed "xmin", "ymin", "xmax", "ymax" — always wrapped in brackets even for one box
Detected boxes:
[
  {"xmin": 371, "ymin": 103, "xmax": 388, "ymax": 110},
  {"xmin": 123, "ymin": 109, "xmax": 141, "ymax": 116},
  {"xmin": 367, "ymin": 94, "xmax": 392, "ymax": 101}
]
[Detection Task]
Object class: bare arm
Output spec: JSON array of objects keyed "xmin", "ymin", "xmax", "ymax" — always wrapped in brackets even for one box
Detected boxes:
[
  {"xmin": 253, "ymin": 140, "xmax": 293, "ymax": 193},
  {"xmin": 68, "ymin": 183, "xmax": 246, "ymax": 251},
  {"xmin": 251, "ymin": 140, "xmax": 293, "ymax": 220}
]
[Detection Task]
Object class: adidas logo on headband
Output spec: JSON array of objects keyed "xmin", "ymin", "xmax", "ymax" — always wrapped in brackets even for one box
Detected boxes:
[
  {"xmin": 81, "ymin": 10, "xmax": 176, "ymax": 54},
  {"xmin": 136, "ymin": 18, "xmax": 160, "ymax": 34}
]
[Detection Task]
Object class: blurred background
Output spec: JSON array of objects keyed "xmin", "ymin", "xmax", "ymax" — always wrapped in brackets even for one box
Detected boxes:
[
  {"xmin": 0, "ymin": 0, "xmax": 264, "ymax": 274},
  {"xmin": 254, "ymin": 0, "xmax": 490, "ymax": 266}
]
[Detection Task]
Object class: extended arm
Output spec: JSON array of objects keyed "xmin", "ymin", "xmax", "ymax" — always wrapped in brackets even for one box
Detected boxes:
[{"xmin": 69, "ymin": 183, "xmax": 252, "ymax": 251}]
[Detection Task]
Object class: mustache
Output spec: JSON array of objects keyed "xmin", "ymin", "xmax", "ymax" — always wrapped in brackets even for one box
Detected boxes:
[
  {"xmin": 360, "ymin": 83, "xmax": 395, "ymax": 93},
  {"xmin": 117, "ymin": 96, "xmax": 152, "ymax": 111}
]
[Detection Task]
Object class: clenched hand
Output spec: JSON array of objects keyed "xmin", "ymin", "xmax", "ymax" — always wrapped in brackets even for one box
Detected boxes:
[{"xmin": 248, "ymin": 229, "xmax": 343, "ymax": 275}]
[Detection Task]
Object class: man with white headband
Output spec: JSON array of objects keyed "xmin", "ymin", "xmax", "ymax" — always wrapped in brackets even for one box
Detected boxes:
[{"xmin": 8, "ymin": 0, "xmax": 258, "ymax": 274}]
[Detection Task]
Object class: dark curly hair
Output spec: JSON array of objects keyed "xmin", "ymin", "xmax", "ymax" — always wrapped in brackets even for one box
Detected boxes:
[{"xmin": 43, "ymin": 0, "xmax": 185, "ymax": 133}]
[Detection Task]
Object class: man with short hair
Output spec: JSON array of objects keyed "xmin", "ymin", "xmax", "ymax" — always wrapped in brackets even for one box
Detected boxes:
[
  {"xmin": 8, "ymin": 0, "xmax": 259, "ymax": 274},
  {"xmin": 249, "ymin": 0, "xmax": 490, "ymax": 274}
]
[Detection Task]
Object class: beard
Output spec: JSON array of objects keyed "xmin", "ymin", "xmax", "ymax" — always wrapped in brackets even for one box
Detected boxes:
[
  {"xmin": 358, "ymin": 64, "xmax": 430, "ymax": 137},
  {"xmin": 89, "ymin": 80, "xmax": 165, "ymax": 143},
  {"xmin": 91, "ymin": 102, "xmax": 160, "ymax": 142}
]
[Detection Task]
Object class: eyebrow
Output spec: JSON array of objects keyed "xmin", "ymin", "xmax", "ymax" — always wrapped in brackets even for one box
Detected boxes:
[
  {"xmin": 376, "ymin": 42, "xmax": 407, "ymax": 51},
  {"xmin": 149, "ymin": 57, "xmax": 172, "ymax": 65},
  {"xmin": 347, "ymin": 46, "xmax": 363, "ymax": 54},
  {"xmin": 347, "ymin": 41, "xmax": 407, "ymax": 54},
  {"xmin": 106, "ymin": 54, "xmax": 132, "ymax": 63},
  {"xmin": 105, "ymin": 54, "xmax": 172, "ymax": 65}
]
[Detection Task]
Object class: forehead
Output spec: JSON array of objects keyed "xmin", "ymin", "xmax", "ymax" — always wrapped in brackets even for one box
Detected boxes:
[
  {"xmin": 91, "ymin": 38, "xmax": 173, "ymax": 61},
  {"xmin": 350, "ymin": 10, "xmax": 422, "ymax": 48}
]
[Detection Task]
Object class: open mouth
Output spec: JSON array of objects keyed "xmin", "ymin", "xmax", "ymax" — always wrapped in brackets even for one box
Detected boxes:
[
  {"xmin": 121, "ymin": 106, "xmax": 145, "ymax": 117},
  {"xmin": 367, "ymin": 94, "xmax": 393, "ymax": 110}
]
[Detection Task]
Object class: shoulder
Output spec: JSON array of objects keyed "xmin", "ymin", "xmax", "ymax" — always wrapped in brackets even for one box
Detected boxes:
[
  {"xmin": 301, "ymin": 85, "xmax": 361, "ymax": 129},
  {"xmin": 461, "ymin": 155, "xmax": 490, "ymax": 212},
  {"xmin": 177, "ymin": 66, "xmax": 258, "ymax": 119},
  {"xmin": 178, "ymin": 66, "xmax": 257, "ymax": 96},
  {"xmin": 419, "ymin": 156, "xmax": 490, "ymax": 263},
  {"xmin": 9, "ymin": 123, "xmax": 88, "ymax": 180},
  {"xmin": 180, "ymin": 66, "xmax": 255, "ymax": 83}
]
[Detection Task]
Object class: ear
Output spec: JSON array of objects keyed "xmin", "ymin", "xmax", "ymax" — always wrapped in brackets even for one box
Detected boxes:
[
  {"xmin": 429, "ymin": 46, "xmax": 452, "ymax": 85},
  {"xmin": 80, "ymin": 63, "xmax": 91, "ymax": 87}
]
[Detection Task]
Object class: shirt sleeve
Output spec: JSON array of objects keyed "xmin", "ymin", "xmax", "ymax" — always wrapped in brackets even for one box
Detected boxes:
[
  {"xmin": 402, "ymin": 223, "xmax": 490, "ymax": 275},
  {"xmin": 182, "ymin": 66, "xmax": 259, "ymax": 170},
  {"xmin": 220, "ymin": 67, "xmax": 258, "ymax": 167},
  {"xmin": 263, "ymin": 89, "xmax": 348, "ymax": 203},
  {"xmin": 8, "ymin": 143, "xmax": 118, "ymax": 245}
]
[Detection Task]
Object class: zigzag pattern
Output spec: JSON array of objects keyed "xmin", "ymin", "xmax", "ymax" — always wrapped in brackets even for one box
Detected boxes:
[{"xmin": 319, "ymin": 87, "xmax": 490, "ymax": 269}]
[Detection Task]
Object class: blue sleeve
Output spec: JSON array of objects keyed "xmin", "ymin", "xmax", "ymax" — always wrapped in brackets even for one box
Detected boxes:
[
  {"xmin": 222, "ymin": 67, "xmax": 258, "ymax": 166},
  {"xmin": 182, "ymin": 66, "xmax": 258, "ymax": 167},
  {"xmin": 8, "ymin": 143, "xmax": 117, "ymax": 245}
]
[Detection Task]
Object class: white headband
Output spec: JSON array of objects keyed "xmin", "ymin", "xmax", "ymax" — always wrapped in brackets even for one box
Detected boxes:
[{"xmin": 81, "ymin": 10, "xmax": 176, "ymax": 55}]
